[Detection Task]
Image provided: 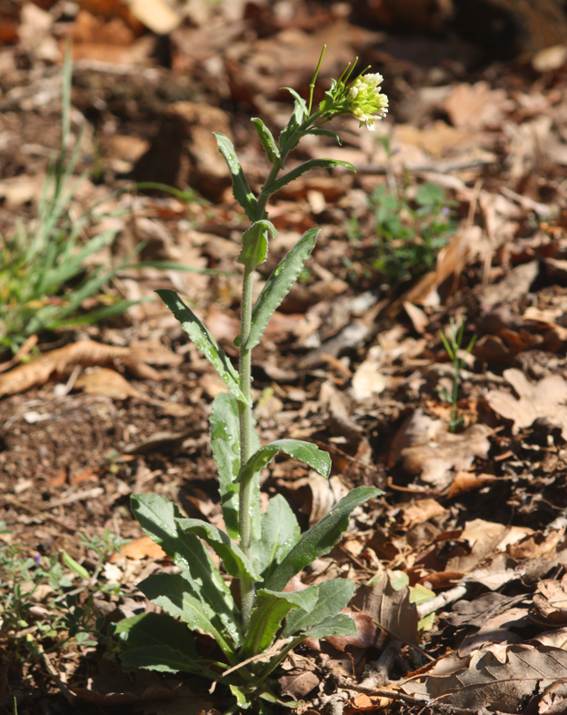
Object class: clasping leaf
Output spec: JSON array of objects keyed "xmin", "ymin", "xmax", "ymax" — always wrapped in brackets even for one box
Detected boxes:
[{"xmin": 238, "ymin": 219, "xmax": 277, "ymax": 271}]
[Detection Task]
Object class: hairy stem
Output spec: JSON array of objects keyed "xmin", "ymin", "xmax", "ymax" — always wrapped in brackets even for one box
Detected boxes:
[{"xmin": 238, "ymin": 265, "xmax": 255, "ymax": 627}]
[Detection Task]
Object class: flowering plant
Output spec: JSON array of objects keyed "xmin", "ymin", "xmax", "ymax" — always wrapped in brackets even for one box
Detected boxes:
[{"xmin": 116, "ymin": 48, "xmax": 387, "ymax": 713}]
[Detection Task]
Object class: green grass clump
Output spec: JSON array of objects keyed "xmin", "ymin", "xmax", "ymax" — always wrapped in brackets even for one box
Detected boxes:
[
  {"xmin": 370, "ymin": 181, "xmax": 456, "ymax": 285},
  {"xmin": 0, "ymin": 54, "xmax": 132, "ymax": 357}
]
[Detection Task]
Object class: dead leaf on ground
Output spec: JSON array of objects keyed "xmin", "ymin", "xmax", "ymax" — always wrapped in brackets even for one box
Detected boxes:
[
  {"xmin": 389, "ymin": 409, "xmax": 491, "ymax": 489},
  {"xmin": 351, "ymin": 346, "xmax": 388, "ymax": 402},
  {"xmin": 111, "ymin": 536, "xmax": 166, "ymax": 562},
  {"xmin": 400, "ymin": 499, "xmax": 447, "ymax": 529},
  {"xmin": 398, "ymin": 226, "xmax": 481, "ymax": 309},
  {"xmin": 481, "ymin": 260, "xmax": 539, "ymax": 311},
  {"xmin": 443, "ymin": 82, "xmax": 509, "ymax": 130},
  {"xmin": 446, "ymin": 519, "xmax": 531, "ymax": 573},
  {"xmin": 279, "ymin": 670, "xmax": 319, "ymax": 700},
  {"xmin": 539, "ymin": 679, "xmax": 567, "ymax": 714},
  {"xmin": 447, "ymin": 471, "xmax": 499, "ymax": 497},
  {"xmin": 0, "ymin": 340, "xmax": 181, "ymax": 397},
  {"xmin": 352, "ymin": 572, "xmax": 419, "ymax": 645},
  {"xmin": 76, "ymin": 367, "xmax": 191, "ymax": 416},
  {"xmin": 533, "ymin": 575, "xmax": 567, "ymax": 626},
  {"xmin": 487, "ymin": 368, "xmax": 567, "ymax": 438},
  {"xmin": 403, "ymin": 643, "xmax": 567, "ymax": 712}
]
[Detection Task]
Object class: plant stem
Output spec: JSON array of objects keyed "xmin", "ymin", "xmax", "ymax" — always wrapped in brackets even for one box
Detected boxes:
[{"xmin": 238, "ymin": 264, "xmax": 255, "ymax": 627}]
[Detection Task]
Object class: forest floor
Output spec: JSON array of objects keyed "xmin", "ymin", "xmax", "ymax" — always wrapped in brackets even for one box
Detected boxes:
[{"xmin": 1, "ymin": 1, "xmax": 567, "ymax": 714}]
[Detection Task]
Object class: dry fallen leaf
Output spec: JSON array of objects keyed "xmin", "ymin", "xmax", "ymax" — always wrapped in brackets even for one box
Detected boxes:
[
  {"xmin": 110, "ymin": 536, "xmax": 166, "ymax": 562},
  {"xmin": 533, "ymin": 575, "xmax": 567, "ymax": 626},
  {"xmin": 351, "ymin": 572, "xmax": 419, "ymax": 645},
  {"xmin": 447, "ymin": 471, "xmax": 499, "ymax": 498},
  {"xmin": 76, "ymin": 367, "xmax": 191, "ymax": 416},
  {"xmin": 400, "ymin": 499, "xmax": 447, "ymax": 529},
  {"xmin": 0, "ymin": 340, "xmax": 181, "ymax": 397},
  {"xmin": 403, "ymin": 643, "xmax": 567, "ymax": 712},
  {"xmin": 389, "ymin": 410, "xmax": 491, "ymax": 489},
  {"xmin": 487, "ymin": 368, "xmax": 567, "ymax": 439},
  {"xmin": 351, "ymin": 346, "xmax": 388, "ymax": 402},
  {"xmin": 443, "ymin": 82, "xmax": 508, "ymax": 130},
  {"xmin": 447, "ymin": 519, "xmax": 531, "ymax": 574}
]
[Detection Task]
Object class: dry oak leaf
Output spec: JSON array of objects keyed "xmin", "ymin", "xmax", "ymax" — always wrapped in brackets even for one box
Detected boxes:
[
  {"xmin": 0, "ymin": 340, "xmax": 181, "ymax": 397},
  {"xmin": 486, "ymin": 368, "xmax": 567, "ymax": 439},
  {"xmin": 403, "ymin": 643, "xmax": 567, "ymax": 713}
]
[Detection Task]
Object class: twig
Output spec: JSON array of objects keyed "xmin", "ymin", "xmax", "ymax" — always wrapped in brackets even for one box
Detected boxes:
[
  {"xmin": 417, "ymin": 585, "xmax": 467, "ymax": 619},
  {"xmin": 350, "ymin": 685, "xmax": 504, "ymax": 714}
]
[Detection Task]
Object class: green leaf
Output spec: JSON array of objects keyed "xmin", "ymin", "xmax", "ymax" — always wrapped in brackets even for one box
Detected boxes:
[
  {"xmin": 303, "ymin": 613, "xmax": 357, "ymax": 640},
  {"xmin": 264, "ymin": 487, "xmax": 381, "ymax": 591},
  {"xmin": 249, "ymin": 495, "xmax": 300, "ymax": 578},
  {"xmin": 214, "ymin": 133, "xmax": 259, "ymax": 220},
  {"xmin": 130, "ymin": 493, "xmax": 239, "ymax": 645},
  {"xmin": 238, "ymin": 220, "xmax": 277, "ymax": 270},
  {"xmin": 283, "ymin": 579, "xmax": 355, "ymax": 637},
  {"xmin": 246, "ymin": 228, "xmax": 318, "ymax": 350},
  {"xmin": 210, "ymin": 393, "xmax": 241, "ymax": 538},
  {"xmin": 239, "ymin": 439, "xmax": 331, "ymax": 489},
  {"xmin": 251, "ymin": 118, "xmax": 280, "ymax": 163},
  {"xmin": 176, "ymin": 517, "xmax": 260, "ymax": 582},
  {"xmin": 156, "ymin": 289, "xmax": 246, "ymax": 403},
  {"xmin": 267, "ymin": 159, "xmax": 356, "ymax": 195},
  {"xmin": 116, "ymin": 612, "xmax": 220, "ymax": 677},
  {"xmin": 307, "ymin": 128, "xmax": 343, "ymax": 146},
  {"xmin": 241, "ymin": 587, "xmax": 319, "ymax": 657},
  {"xmin": 139, "ymin": 573, "xmax": 235, "ymax": 657},
  {"xmin": 283, "ymin": 87, "xmax": 308, "ymax": 124}
]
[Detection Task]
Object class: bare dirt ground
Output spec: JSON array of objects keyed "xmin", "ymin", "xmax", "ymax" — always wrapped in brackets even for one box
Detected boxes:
[{"xmin": 1, "ymin": 1, "xmax": 567, "ymax": 713}]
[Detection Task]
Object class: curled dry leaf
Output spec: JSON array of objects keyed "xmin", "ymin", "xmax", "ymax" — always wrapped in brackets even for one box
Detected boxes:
[
  {"xmin": 0, "ymin": 340, "xmax": 181, "ymax": 397},
  {"xmin": 539, "ymin": 679, "xmax": 567, "ymax": 715},
  {"xmin": 533, "ymin": 575, "xmax": 567, "ymax": 626},
  {"xmin": 487, "ymin": 368, "xmax": 567, "ymax": 439},
  {"xmin": 326, "ymin": 611, "xmax": 376, "ymax": 652},
  {"xmin": 389, "ymin": 409, "xmax": 491, "ymax": 489},
  {"xmin": 447, "ymin": 471, "xmax": 499, "ymax": 498}
]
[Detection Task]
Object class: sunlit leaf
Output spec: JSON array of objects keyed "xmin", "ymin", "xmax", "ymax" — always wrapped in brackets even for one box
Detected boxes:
[
  {"xmin": 246, "ymin": 228, "xmax": 318, "ymax": 350},
  {"xmin": 157, "ymin": 289, "xmax": 246, "ymax": 403},
  {"xmin": 265, "ymin": 487, "xmax": 381, "ymax": 591}
]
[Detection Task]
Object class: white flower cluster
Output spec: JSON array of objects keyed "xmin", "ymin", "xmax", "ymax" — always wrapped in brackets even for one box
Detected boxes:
[{"xmin": 347, "ymin": 72, "xmax": 389, "ymax": 130}]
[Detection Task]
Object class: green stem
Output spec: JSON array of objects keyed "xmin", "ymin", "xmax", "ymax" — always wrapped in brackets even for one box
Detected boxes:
[
  {"xmin": 238, "ymin": 265, "xmax": 255, "ymax": 627},
  {"xmin": 237, "ymin": 113, "xmax": 314, "ymax": 626}
]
